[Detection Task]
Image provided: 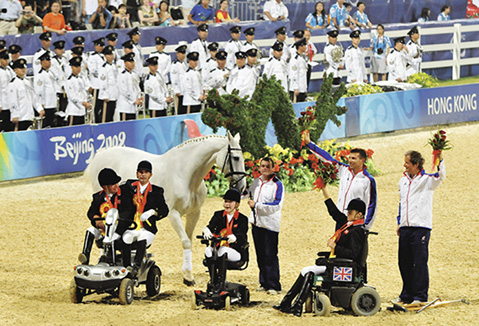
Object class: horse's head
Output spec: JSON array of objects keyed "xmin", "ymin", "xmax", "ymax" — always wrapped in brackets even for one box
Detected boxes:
[{"xmin": 219, "ymin": 131, "xmax": 247, "ymax": 194}]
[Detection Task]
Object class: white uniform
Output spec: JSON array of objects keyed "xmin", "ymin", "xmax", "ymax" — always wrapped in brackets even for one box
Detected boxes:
[
  {"xmin": 87, "ymin": 52, "xmax": 105, "ymax": 90},
  {"xmin": 247, "ymin": 175, "xmax": 284, "ymax": 232},
  {"xmin": 226, "ymin": 65, "xmax": 256, "ymax": 99},
  {"xmin": 132, "ymin": 43, "xmax": 144, "ymax": 77},
  {"xmin": 50, "ymin": 55, "xmax": 67, "ymax": 93},
  {"xmin": 406, "ymin": 40, "xmax": 422, "ymax": 76},
  {"xmin": 182, "ymin": 67, "xmax": 203, "ymax": 106},
  {"xmin": 324, "ymin": 42, "xmax": 343, "ymax": 78},
  {"xmin": 98, "ymin": 62, "xmax": 119, "ymax": 101},
  {"xmin": 144, "ymin": 71, "xmax": 169, "ymax": 111},
  {"xmin": 263, "ymin": 0, "xmax": 289, "ymax": 21},
  {"xmin": 189, "ymin": 38, "xmax": 209, "ymax": 70},
  {"xmin": 32, "ymin": 48, "xmax": 53, "ymax": 76},
  {"xmin": 344, "ymin": 45, "xmax": 367, "ymax": 83},
  {"xmin": 202, "ymin": 57, "xmax": 217, "ymax": 89},
  {"xmin": 207, "ymin": 67, "xmax": 229, "ymax": 95},
  {"xmin": 225, "ymin": 39, "xmax": 242, "ymax": 70},
  {"xmin": 288, "ymin": 52, "xmax": 308, "ymax": 93},
  {"xmin": 65, "ymin": 73, "xmax": 89, "ymax": 117},
  {"xmin": 8, "ymin": 76, "xmax": 43, "ymax": 122},
  {"xmin": 387, "ymin": 48, "xmax": 408, "ymax": 82},
  {"xmin": 170, "ymin": 59, "xmax": 187, "ymax": 95},
  {"xmin": 263, "ymin": 56, "xmax": 288, "ymax": 91},
  {"xmin": 117, "ymin": 69, "xmax": 141, "ymax": 114},
  {"xmin": 34, "ymin": 68, "xmax": 57, "ymax": 109},
  {"xmin": 242, "ymin": 41, "xmax": 260, "ymax": 53},
  {"xmin": 0, "ymin": 66, "xmax": 13, "ymax": 112},
  {"xmin": 269, "ymin": 41, "xmax": 290, "ymax": 64},
  {"xmin": 149, "ymin": 51, "xmax": 171, "ymax": 83}
]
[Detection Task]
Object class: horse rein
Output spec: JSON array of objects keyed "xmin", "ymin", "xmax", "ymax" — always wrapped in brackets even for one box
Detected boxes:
[{"xmin": 221, "ymin": 145, "xmax": 247, "ymax": 187}]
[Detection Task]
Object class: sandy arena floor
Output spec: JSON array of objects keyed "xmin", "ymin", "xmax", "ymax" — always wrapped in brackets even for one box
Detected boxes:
[{"xmin": 1, "ymin": 122, "xmax": 478, "ymax": 326}]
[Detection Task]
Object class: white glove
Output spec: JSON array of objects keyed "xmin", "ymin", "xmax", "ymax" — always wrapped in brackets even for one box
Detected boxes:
[
  {"xmin": 140, "ymin": 209, "xmax": 156, "ymax": 222},
  {"xmin": 227, "ymin": 234, "xmax": 237, "ymax": 244},
  {"xmin": 203, "ymin": 227, "xmax": 213, "ymax": 240}
]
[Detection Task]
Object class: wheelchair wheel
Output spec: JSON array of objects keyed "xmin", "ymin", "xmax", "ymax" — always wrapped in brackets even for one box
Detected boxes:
[
  {"xmin": 69, "ymin": 279, "xmax": 85, "ymax": 304},
  {"xmin": 241, "ymin": 288, "xmax": 250, "ymax": 306},
  {"xmin": 119, "ymin": 278, "xmax": 134, "ymax": 305},
  {"xmin": 146, "ymin": 265, "xmax": 161, "ymax": 297},
  {"xmin": 313, "ymin": 293, "xmax": 331, "ymax": 316},
  {"xmin": 350, "ymin": 287, "xmax": 381, "ymax": 316}
]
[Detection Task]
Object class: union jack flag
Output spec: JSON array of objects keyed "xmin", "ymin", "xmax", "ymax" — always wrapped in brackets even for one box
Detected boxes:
[{"xmin": 333, "ymin": 267, "xmax": 353, "ymax": 282}]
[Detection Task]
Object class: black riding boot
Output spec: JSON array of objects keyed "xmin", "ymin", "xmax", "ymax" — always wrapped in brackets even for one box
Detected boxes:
[
  {"xmin": 217, "ymin": 253, "xmax": 227, "ymax": 289},
  {"xmin": 134, "ymin": 240, "xmax": 147, "ymax": 270},
  {"xmin": 291, "ymin": 272, "xmax": 315, "ymax": 317},
  {"xmin": 273, "ymin": 273, "xmax": 305, "ymax": 312},
  {"xmin": 78, "ymin": 231, "xmax": 95, "ymax": 265},
  {"xmin": 122, "ymin": 243, "xmax": 132, "ymax": 268}
]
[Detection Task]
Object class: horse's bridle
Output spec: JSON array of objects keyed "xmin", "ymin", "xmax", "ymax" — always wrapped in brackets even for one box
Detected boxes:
[{"xmin": 221, "ymin": 145, "xmax": 247, "ymax": 188}]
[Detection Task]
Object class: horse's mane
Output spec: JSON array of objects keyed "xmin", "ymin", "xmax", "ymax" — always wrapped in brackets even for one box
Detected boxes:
[{"xmin": 173, "ymin": 134, "xmax": 227, "ymax": 150}]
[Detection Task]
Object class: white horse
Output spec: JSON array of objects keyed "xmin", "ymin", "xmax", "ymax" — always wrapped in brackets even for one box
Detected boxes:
[{"xmin": 85, "ymin": 132, "xmax": 246, "ymax": 285}]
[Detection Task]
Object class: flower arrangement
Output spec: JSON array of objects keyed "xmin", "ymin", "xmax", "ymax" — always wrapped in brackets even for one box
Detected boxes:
[
  {"xmin": 407, "ymin": 72, "xmax": 439, "ymax": 88},
  {"xmin": 312, "ymin": 161, "xmax": 340, "ymax": 190},
  {"xmin": 298, "ymin": 106, "xmax": 317, "ymax": 148},
  {"xmin": 427, "ymin": 129, "xmax": 452, "ymax": 169},
  {"xmin": 343, "ymin": 83, "xmax": 384, "ymax": 97}
]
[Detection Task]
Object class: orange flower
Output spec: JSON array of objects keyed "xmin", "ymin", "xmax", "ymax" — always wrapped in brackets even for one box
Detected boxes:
[
  {"xmin": 204, "ymin": 172, "xmax": 210, "ymax": 180},
  {"xmin": 366, "ymin": 149, "xmax": 374, "ymax": 158},
  {"xmin": 312, "ymin": 177, "xmax": 325, "ymax": 190},
  {"xmin": 311, "ymin": 162, "xmax": 319, "ymax": 170},
  {"xmin": 245, "ymin": 161, "xmax": 254, "ymax": 168},
  {"xmin": 273, "ymin": 164, "xmax": 280, "ymax": 172},
  {"xmin": 290, "ymin": 157, "xmax": 298, "ymax": 165}
]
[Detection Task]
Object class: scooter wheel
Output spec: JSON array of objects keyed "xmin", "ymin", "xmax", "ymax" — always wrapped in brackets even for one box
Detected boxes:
[{"xmin": 241, "ymin": 288, "xmax": 250, "ymax": 306}]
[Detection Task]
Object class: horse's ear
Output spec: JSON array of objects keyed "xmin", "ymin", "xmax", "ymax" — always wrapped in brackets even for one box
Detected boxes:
[
  {"xmin": 234, "ymin": 132, "xmax": 241, "ymax": 142},
  {"xmin": 227, "ymin": 130, "xmax": 233, "ymax": 141}
]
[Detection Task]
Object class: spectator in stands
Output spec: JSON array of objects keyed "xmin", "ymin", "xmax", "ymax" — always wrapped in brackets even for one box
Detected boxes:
[
  {"xmin": 43, "ymin": 2, "xmax": 67, "ymax": 35},
  {"xmin": 113, "ymin": 4, "xmax": 132, "ymax": 29},
  {"xmin": 108, "ymin": 5, "xmax": 118, "ymax": 28},
  {"xmin": 138, "ymin": 0, "xmax": 158, "ymax": 26},
  {"xmin": 354, "ymin": 1, "xmax": 373, "ymax": 29},
  {"xmin": 369, "ymin": 24, "xmax": 392, "ymax": 82},
  {"xmin": 305, "ymin": 1, "xmax": 327, "ymax": 30},
  {"xmin": 263, "ymin": 0, "xmax": 288, "ymax": 22},
  {"xmin": 157, "ymin": 1, "xmax": 177, "ymax": 26},
  {"xmin": 90, "ymin": 0, "xmax": 112, "ymax": 29},
  {"xmin": 126, "ymin": 0, "xmax": 140, "ymax": 23},
  {"xmin": 181, "ymin": 0, "xmax": 197, "ymax": 22},
  {"xmin": 0, "ymin": 0, "xmax": 23, "ymax": 35},
  {"xmin": 438, "ymin": 5, "xmax": 451, "ymax": 21},
  {"xmin": 84, "ymin": 0, "xmax": 99, "ymax": 24},
  {"xmin": 189, "ymin": 0, "xmax": 214, "ymax": 25},
  {"xmin": 418, "ymin": 7, "xmax": 430, "ymax": 23},
  {"xmin": 15, "ymin": 4, "xmax": 43, "ymax": 34},
  {"xmin": 36, "ymin": 0, "xmax": 50, "ymax": 19},
  {"xmin": 215, "ymin": 0, "xmax": 239, "ymax": 23},
  {"xmin": 344, "ymin": 3, "xmax": 357, "ymax": 30},
  {"xmin": 69, "ymin": 0, "xmax": 86, "ymax": 30},
  {"xmin": 330, "ymin": 0, "xmax": 348, "ymax": 30}
]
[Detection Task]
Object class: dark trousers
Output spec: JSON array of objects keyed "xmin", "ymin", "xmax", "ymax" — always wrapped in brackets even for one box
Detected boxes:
[
  {"xmin": 289, "ymin": 91, "xmax": 306, "ymax": 103},
  {"xmin": 177, "ymin": 95, "xmax": 186, "ymax": 115},
  {"xmin": 102, "ymin": 100, "xmax": 116, "ymax": 122},
  {"xmin": 252, "ymin": 225, "xmax": 281, "ymax": 291},
  {"xmin": 0, "ymin": 109, "xmax": 13, "ymax": 132},
  {"xmin": 43, "ymin": 108, "xmax": 56, "ymax": 128},
  {"xmin": 17, "ymin": 120, "xmax": 33, "ymax": 131},
  {"xmin": 57, "ymin": 92, "xmax": 68, "ymax": 113},
  {"xmin": 150, "ymin": 109, "xmax": 167, "ymax": 118},
  {"xmin": 92, "ymin": 89, "xmax": 104, "ymax": 123},
  {"xmin": 69, "ymin": 115, "xmax": 84, "ymax": 126},
  {"xmin": 120, "ymin": 113, "xmax": 136, "ymax": 121},
  {"xmin": 398, "ymin": 227, "xmax": 431, "ymax": 302}
]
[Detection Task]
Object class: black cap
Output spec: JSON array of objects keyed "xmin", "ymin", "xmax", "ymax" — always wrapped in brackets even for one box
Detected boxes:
[
  {"xmin": 0, "ymin": 51, "xmax": 9, "ymax": 59},
  {"xmin": 408, "ymin": 26, "xmax": 419, "ymax": 36},
  {"xmin": 216, "ymin": 50, "xmax": 227, "ymax": 60},
  {"xmin": 0, "ymin": 40, "xmax": 5, "ymax": 50},
  {"xmin": 349, "ymin": 30, "xmax": 361, "ymax": 39},
  {"xmin": 187, "ymin": 51, "xmax": 199, "ymax": 61},
  {"xmin": 39, "ymin": 32, "xmax": 52, "ymax": 41},
  {"xmin": 102, "ymin": 45, "xmax": 115, "ymax": 55},
  {"xmin": 197, "ymin": 24, "xmax": 208, "ymax": 32},
  {"xmin": 69, "ymin": 56, "xmax": 82, "ymax": 67},
  {"xmin": 246, "ymin": 48, "xmax": 258, "ymax": 57},
  {"xmin": 327, "ymin": 30, "xmax": 339, "ymax": 38},
  {"xmin": 346, "ymin": 198, "xmax": 366, "ymax": 215},
  {"xmin": 39, "ymin": 51, "xmax": 51, "ymax": 61},
  {"xmin": 175, "ymin": 45, "xmax": 187, "ymax": 53},
  {"xmin": 137, "ymin": 160, "xmax": 152, "ymax": 172},
  {"xmin": 235, "ymin": 51, "xmax": 247, "ymax": 59},
  {"xmin": 274, "ymin": 26, "xmax": 286, "ymax": 35},
  {"xmin": 223, "ymin": 188, "xmax": 241, "ymax": 203},
  {"xmin": 394, "ymin": 36, "xmax": 406, "ymax": 44},
  {"xmin": 53, "ymin": 40, "xmax": 65, "ymax": 49},
  {"xmin": 293, "ymin": 30, "xmax": 304, "ymax": 38},
  {"xmin": 106, "ymin": 32, "xmax": 118, "ymax": 41},
  {"xmin": 244, "ymin": 27, "xmax": 255, "ymax": 35},
  {"xmin": 294, "ymin": 37, "xmax": 307, "ymax": 48},
  {"xmin": 207, "ymin": 42, "xmax": 219, "ymax": 51},
  {"xmin": 122, "ymin": 52, "xmax": 135, "ymax": 62},
  {"xmin": 73, "ymin": 36, "xmax": 85, "ymax": 45},
  {"xmin": 71, "ymin": 46, "xmax": 84, "ymax": 56},
  {"xmin": 12, "ymin": 58, "xmax": 27, "ymax": 69},
  {"xmin": 155, "ymin": 36, "xmax": 167, "ymax": 45},
  {"xmin": 230, "ymin": 26, "xmax": 241, "ymax": 33},
  {"xmin": 122, "ymin": 40, "xmax": 134, "ymax": 49},
  {"xmin": 127, "ymin": 26, "xmax": 141, "ymax": 37},
  {"xmin": 98, "ymin": 168, "xmax": 121, "ymax": 186},
  {"xmin": 146, "ymin": 56, "xmax": 158, "ymax": 65},
  {"xmin": 93, "ymin": 38, "xmax": 105, "ymax": 46},
  {"xmin": 272, "ymin": 41, "xmax": 284, "ymax": 52},
  {"xmin": 8, "ymin": 44, "xmax": 22, "ymax": 54}
]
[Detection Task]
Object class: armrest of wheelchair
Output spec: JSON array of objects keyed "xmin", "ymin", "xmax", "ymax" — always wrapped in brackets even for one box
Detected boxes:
[
  {"xmin": 330, "ymin": 258, "xmax": 354, "ymax": 264},
  {"xmin": 317, "ymin": 251, "xmax": 330, "ymax": 258}
]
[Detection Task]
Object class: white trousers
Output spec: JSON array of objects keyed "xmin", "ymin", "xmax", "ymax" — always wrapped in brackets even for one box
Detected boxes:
[
  {"xmin": 122, "ymin": 229, "xmax": 155, "ymax": 247},
  {"xmin": 301, "ymin": 265, "xmax": 327, "ymax": 276},
  {"xmin": 87, "ymin": 226, "xmax": 103, "ymax": 240},
  {"xmin": 205, "ymin": 246, "xmax": 241, "ymax": 262}
]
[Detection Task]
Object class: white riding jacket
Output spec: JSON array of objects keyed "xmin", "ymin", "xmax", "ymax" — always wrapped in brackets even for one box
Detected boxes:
[{"xmin": 248, "ymin": 175, "xmax": 284, "ymax": 233}]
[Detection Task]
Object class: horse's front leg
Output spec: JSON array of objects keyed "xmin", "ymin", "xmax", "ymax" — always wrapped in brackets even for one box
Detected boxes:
[
  {"xmin": 168, "ymin": 209, "xmax": 195, "ymax": 286},
  {"xmin": 185, "ymin": 209, "xmax": 201, "ymax": 244}
]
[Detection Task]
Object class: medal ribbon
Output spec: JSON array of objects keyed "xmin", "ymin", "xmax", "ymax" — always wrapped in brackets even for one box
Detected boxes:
[{"xmin": 132, "ymin": 181, "xmax": 152, "ymax": 229}]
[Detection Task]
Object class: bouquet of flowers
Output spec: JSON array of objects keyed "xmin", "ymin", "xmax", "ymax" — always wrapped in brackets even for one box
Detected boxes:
[
  {"xmin": 312, "ymin": 161, "xmax": 339, "ymax": 190},
  {"xmin": 298, "ymin": 106, "xmax": 317, "ymax": 148},
  {"xmin": 427, "ymin": 129, "xmax": 452, "ymax": 169}
]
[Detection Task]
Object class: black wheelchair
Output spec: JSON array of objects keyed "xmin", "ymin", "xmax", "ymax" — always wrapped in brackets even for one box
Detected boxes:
[
  {"xmin": 192, "ymin": 235, "xmax": 250, "ymax": 310},
  {"xmin": 307, "ymin": 230, "xmax": 381, "ymax": 316}
]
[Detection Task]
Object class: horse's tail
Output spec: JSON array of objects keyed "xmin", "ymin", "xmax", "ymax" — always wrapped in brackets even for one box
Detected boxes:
[{"xmin": 83, "ymin": 161, "xmax": 93, "ymax": 189}]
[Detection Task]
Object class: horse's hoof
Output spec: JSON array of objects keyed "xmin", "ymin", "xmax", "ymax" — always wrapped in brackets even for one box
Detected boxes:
[{"xmin": 183, "ymin": 278, "xmax": 196, "ymax": 286}]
